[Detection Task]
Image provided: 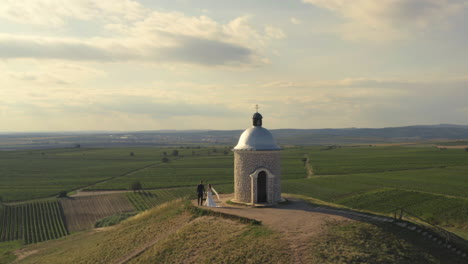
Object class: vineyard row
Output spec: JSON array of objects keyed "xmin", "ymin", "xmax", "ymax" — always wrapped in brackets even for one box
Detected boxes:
[{"xmin": 0, "ymin": 201, "xmax": 69, "ymax": 244}]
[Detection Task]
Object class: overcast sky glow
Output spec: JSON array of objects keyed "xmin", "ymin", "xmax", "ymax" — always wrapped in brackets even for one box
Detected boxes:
[{"xmin": 1, "ymin": 0, "xmax": 468, "ymax": 132}]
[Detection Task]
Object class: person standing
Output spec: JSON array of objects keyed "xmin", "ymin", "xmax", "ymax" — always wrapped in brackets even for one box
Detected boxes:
[
  {"xmin": 204, "ymin": 184, "xmax": 220, "ymax": 207},
  {"xmin": 197, "ymin": 181, "xmax": 205, "ymax": 206}
]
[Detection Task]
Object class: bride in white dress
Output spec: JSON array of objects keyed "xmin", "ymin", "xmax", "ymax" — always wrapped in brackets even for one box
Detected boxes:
[{"xmin": 204, "ymin": 184, "xmax": 220, "ymax": 207}]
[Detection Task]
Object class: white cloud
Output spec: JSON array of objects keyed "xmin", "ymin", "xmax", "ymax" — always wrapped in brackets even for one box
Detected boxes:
[
  {"xmin": 290, "ymin": 17, "xmax": 301, "ymax": 25},
  {"xmin": 264, "ymin": 26, "xmax": 286, "ymax": 39},
  {"xmin": 0, "ymin": 12, "xmax": 279, "ymax": 67},
  {"xmin": 2, "ymin": 75, "xmax": 468, "ymax": 130},
  {"xmin": 303, "ymin": 0, "xmax": 468, "ymax": 41},
  {"xmin": 0, "ymin": 61, "xmax": 104, "ymax": 86},
  {"xmin": 0, "ymin": 0, "xmax": 146, "ymax": 26}
]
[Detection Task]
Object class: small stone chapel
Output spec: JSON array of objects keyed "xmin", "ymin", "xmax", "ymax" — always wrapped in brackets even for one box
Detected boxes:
[{"xmin": 232, "ymin": 109, "xmax": 282, "ymax": 205}]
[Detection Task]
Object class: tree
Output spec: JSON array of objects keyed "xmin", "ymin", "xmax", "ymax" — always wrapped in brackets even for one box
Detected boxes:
[
  {"xmin": 57, "ymin": 191, "xmax": 67, "ymax": 198},
  {"xmin": 0, "ymin": 195, "xmax": 3, "ymax": 204},
  {"xmin": 162, "ymin": 157, "xmax": 169, "ymax": 163},
  {"xmin": 163, "ymin": 152, "xmax": 167, "ymax": 156},
  {"xmin": 130, "ymin": 152, "xmax": 135, "ymax": 156},
  {"xmin": 172, "ymin": 149, "xmax": 179, "ymax": 156},
  {"xmin": 465, "ymin": 148, "xmax": 468, "ymax": 152},
  {"xmin": 130, "ymin": 181, "xmax": 142, "ymax": 192}
]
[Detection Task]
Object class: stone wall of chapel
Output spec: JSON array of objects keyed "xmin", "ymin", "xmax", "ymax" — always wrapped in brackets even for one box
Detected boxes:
[{"xmin": 233, "ymin": 150, "xmax": 281, "ymax": 204}]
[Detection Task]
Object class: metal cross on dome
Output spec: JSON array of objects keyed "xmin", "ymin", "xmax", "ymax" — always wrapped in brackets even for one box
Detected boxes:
[{"xmin": 255, "ymin": 104, "xmax": 259, "ymax": 113}]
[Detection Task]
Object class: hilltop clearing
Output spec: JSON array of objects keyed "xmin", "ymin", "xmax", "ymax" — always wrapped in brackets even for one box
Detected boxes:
[
  {"xmin": 3, "ymin": 198, "xmax": 464, "ymax": 264},
  {"xmin": 8, "ymin": 199, "xmax": 290, "ymax": 264}
]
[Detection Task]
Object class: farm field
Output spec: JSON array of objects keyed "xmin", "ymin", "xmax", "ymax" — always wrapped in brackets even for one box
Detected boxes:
[
  {"xmin": 62, "ymin": 187, "xmax": 202, "ymax": 232},
  {"xmin": 305, "ymin": 146, "xmax": 468, "ymax": 174},
  {"xmin": 0, "ymin": 187, "xmax": 203, "ymax": 246},
  {"xmin": 1, "ymin": 145, "xmax": 467, "ymax": 241},
  {"xmin": 126, "ymin": 187, "xmax": 196, "ymax": 211},
  {"xmin": 60, "ymin": 194, "xmax": 134, "ymax": 232},
  {"xmin": 283, "ymin": 161, "xmax": 468, "ymax": 235},
  {"xmin": 0, "ymin": 201, "xmax": 68, "ymax": 244},
  {"xmin": 0, "ymin": 147, "xmax": 200, "ymax": 202},
  {"xmin": 90, "ymin": 155, "xmax": 235, "ymax": 190},
  {"xmin": 88, "ymin": 147, "xmax": 306, "ymax": 191}
]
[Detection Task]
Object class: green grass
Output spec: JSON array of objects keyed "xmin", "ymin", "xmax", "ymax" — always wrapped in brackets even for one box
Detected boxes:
[
  {"xmin": 283, "ymin": 167, "xmax": 468, "ymax": 234},
  {"xmin": 89, "ymin": 147, "xmax": 305, "ymax": 191},
  {"xmin": 435, "ymin": 140, "xmax": 468, "ymax": 146},
  {"xmin": 308, "ymin": 221, "xmax": 463, "ymax": 264},
  {"xmin": 0, "ymin": 147, "xmax": 215, "ymax": 202},
  {"xmin": 94, "ymin": 212, "xmax": 138, "ymax": 228},
  {"xmin": 126, "ymin": 188, "xmax": 196, "ymax": 211},
  {"xmin": 89, "ymin": 155, "xmax": 235, "ymax": 190},
  {"xmin": 337, "ymin": 189, "xmax": 468, "ymax": 229},
  {"xmin": 305, "ymin": 146, "xmax": 468, "ymax": 174},
  {"xmin": 284, "ymin": 166, "xmax": 468, "ymax": 199},
  {"xmin": 0, "ymin": 240, "xmax": 22, "ymax": 264},
  {"xmin": 0, "ymin": 148, "xmax": 163, "ymax": 201}
]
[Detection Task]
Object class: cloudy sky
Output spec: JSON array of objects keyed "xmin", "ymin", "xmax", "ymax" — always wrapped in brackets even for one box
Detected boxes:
[{"xmin": 1, "ymin": 0, "xmax": 468, "ymax": 132}]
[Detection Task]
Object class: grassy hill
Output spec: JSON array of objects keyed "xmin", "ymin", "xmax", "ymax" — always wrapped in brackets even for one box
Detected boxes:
[
  {"xmin": 4, "ymin": 200, "xmax": 290, "ymax": 264},
  {"xmin": 1, "ymin": 199, "xmax": 465, "ymax": 264}
]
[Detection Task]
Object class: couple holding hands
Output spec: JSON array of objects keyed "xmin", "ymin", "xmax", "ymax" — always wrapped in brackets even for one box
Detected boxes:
[{"xmin": 197, "ymin": 181, "xmax": 220, "ymax": 207}]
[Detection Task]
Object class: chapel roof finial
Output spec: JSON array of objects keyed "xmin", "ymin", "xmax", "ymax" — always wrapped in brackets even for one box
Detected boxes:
[{"xmin": 252, "ymin": 104, "xmax": 263, "ymax": 127}]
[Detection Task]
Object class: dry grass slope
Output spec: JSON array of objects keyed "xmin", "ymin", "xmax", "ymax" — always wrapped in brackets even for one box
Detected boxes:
[
  {"xmin": 130, "ymin": 217, "xmax": 290, "ymax": 264},
  {"xmin": 14, "ymin": 199, "xmax": 189, "ymax": 264},
  {"xmin": 12, "ymin": 199, "xmax": 290, "ymax": 264},
  {"xmin": 8, "ymin": 198, "xmax": 467, "ymax": 264}
]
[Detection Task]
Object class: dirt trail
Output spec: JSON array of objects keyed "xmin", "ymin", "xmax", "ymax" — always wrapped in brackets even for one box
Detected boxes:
[
  {"xmin": 195, "ymin": 194, "xmax": 356, "ymax": 263},
  {"xmin": 71, "ymin": 190, "xmax": 132, "ymax": 197},
  {"xmin": 304, "ymin": 155, "xmax": 314, "ymax": 178}
]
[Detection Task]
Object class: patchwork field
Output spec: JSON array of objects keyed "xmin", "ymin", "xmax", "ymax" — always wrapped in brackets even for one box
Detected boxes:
[
  {"xmin": 0, "ymin": 147, "xmax": 203, "ymax": 202},
  {"xmin": 1, "ymin": 144, "xmax": 467, "ymax": 241}
]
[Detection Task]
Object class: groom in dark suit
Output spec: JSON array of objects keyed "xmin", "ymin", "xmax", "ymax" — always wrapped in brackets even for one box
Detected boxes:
[{"xmin": 197, "ymin": 181, "xmax": 205, "ymax": 206}]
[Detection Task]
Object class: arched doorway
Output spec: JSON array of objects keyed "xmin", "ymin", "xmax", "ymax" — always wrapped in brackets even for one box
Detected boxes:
[{"xmin": 257, "ymin": 171, "xmax": 267, "ymax": 203}]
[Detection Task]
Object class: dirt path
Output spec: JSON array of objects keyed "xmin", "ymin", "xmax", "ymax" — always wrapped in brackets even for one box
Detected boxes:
[
  {"xmin": 194, "ymin": 194, "xmax": 358, "ymax": 263},
  {"xmin": 304, "ymin": 154, "xmax": 314, "ymax": 178},
  {"xmin": 437, "ymin": 145, "xmax": 468, "ymax": 149},
  {"xmin": 71, "ymin": 190, "xmax": 133, "ymax": 197},
  {"xmin": 72, "ymin": 160, "xmax": 164, "ymax": 193}
]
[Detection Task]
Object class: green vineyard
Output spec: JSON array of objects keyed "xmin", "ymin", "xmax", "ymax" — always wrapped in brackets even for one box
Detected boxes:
[
  {"xmin": 127, "ymin": 187, "xmax": 195, "ymax": 211},
  {"xmin": 0, "ymin": 201, "xmax": 68, "ymax": 244}
]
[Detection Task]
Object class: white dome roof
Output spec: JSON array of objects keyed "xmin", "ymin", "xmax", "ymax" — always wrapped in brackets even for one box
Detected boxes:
[{"xmin": 233, "ymin": 126, "xmax": 280, "ymax": 151}]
